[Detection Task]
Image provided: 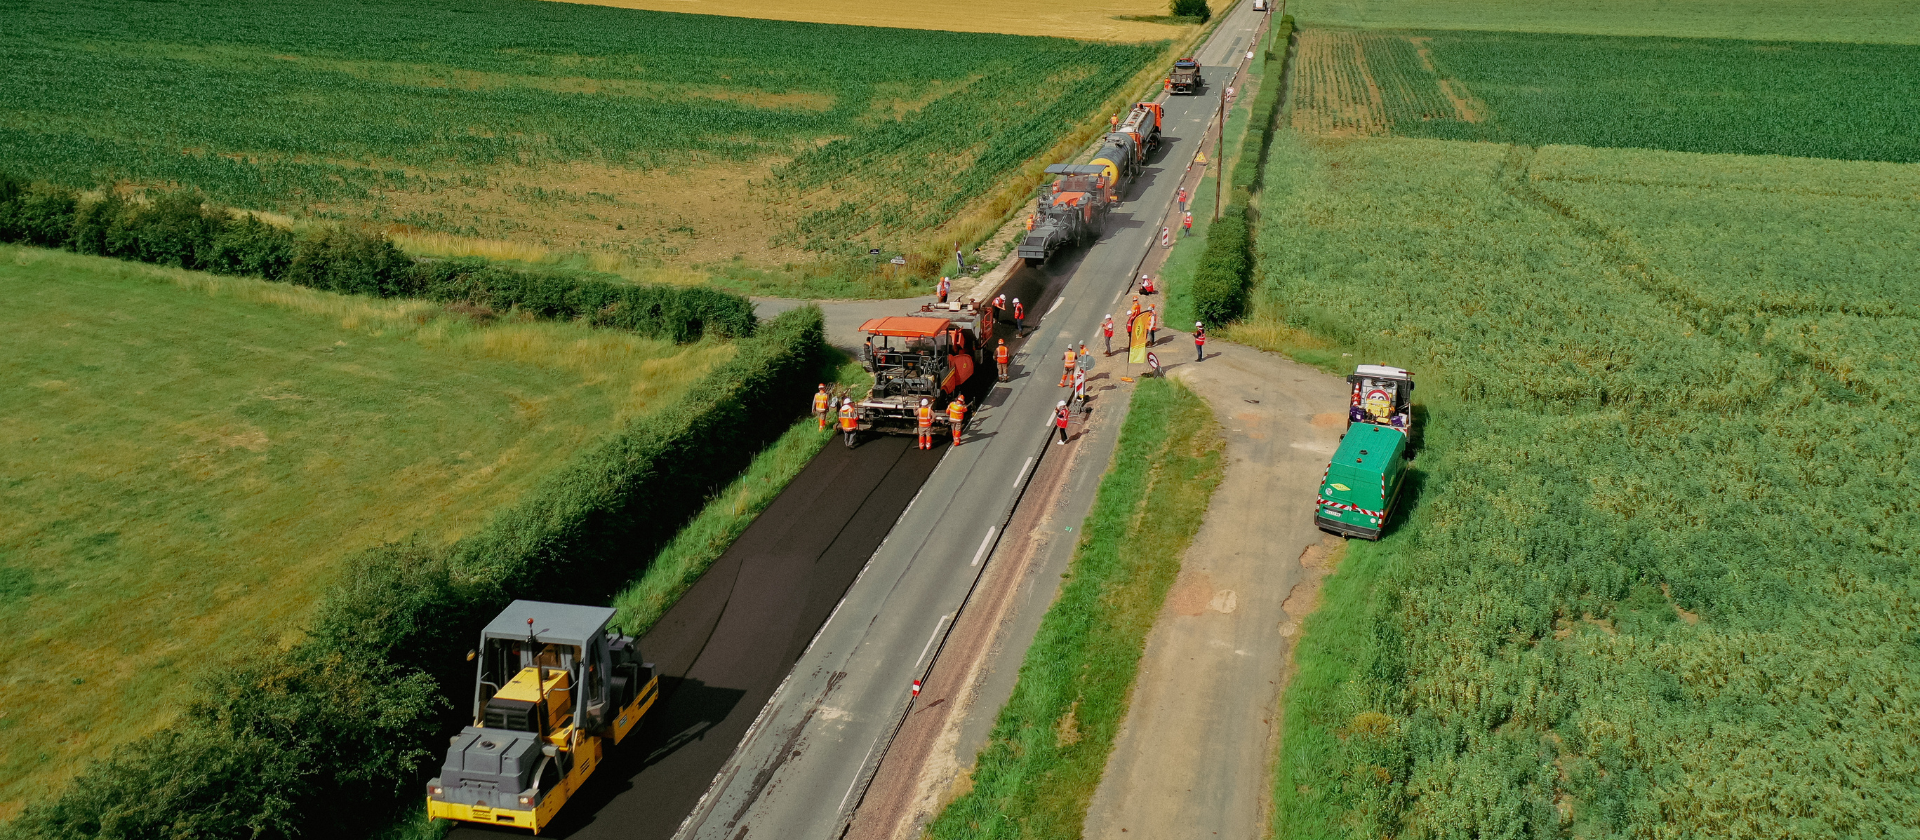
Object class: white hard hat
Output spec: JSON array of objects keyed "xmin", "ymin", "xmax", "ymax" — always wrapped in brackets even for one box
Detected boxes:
[
  {"xmin": 921, "ymin": 397, "xmax": 930, "ymax": 403},
  {"xmin": 1196, "ymin": 321, "xmax": 1203, "ymax": 326},
  {"xmin": 1013, "ymin": 297, "xmax": 1020, "ymax": 302},
  {"xmin": 1058, "ymin": 401, "xmax": 1067, "ymax": 408}
]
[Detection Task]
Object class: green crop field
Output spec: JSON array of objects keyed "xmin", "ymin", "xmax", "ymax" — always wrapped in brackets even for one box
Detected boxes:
[
  {"xmin": 1289, "ymin": 27, "xmax": 1920, "ymax": 162},
  {"xmin": 1281, "ymin": 0, "xmax": 1920, "ymax": 44},
  {"xmin": 1241, "ymin": 131, "xmax": 1920, "ymax": 838},
  {"xmin": 0, "ymin": 245, "xmax": 729, "ymax": 819},
  {"xmin": 0, "ymin": 0, "xmax": 1160, "ymax": 275}
]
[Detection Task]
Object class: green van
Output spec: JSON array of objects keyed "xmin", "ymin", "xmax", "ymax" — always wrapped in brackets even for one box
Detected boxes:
[{"xmin": 1315, "ymin": 423, "xmax": 1409, "ymax": 540}]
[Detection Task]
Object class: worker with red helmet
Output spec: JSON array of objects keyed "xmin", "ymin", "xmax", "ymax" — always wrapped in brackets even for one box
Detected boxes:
[
  {"xmin": 995, "ymin": 339, "xmax": 1011, "ymax": 381},
  {"xmin": 812, "ymin": 383, "xmax": 830, "ymax": 430},
  {"xmin": 947, "ymin": 395, "xmax": 968, "ymax": 446},
  {"xmin": 916, "ymin": 397, "xmax": 935, "ymax": 451}
]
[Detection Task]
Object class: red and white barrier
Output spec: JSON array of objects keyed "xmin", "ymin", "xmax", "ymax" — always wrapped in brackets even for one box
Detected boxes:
[{"xmin": 1160, "ymin": 227, "xmax": 1172, "ymax": 248}]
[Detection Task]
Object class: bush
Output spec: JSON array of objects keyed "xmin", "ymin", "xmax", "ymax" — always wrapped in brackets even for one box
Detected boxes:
[
  {"xmin": 0, "ymin": 175, "xmax": 751, "ymax": 343},
  {"xmin": 3, "ymin": 308, "xmax": 828, "ymax": 840},
  {"xmin": 1189, "ymin": 204, "xmax": 1253, "ymax": 324},
  {"xmin": 1170, "ymin": 0, "xmax": 1210, "ymax": 20}
]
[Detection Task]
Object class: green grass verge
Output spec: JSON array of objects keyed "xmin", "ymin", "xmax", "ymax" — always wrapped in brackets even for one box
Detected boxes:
[
  {"xmin": 1281, "ymin": 0, "xmax": 1920, "ymax": 44},
  {"xmin": 926, "ymin": 377, "xmax": 1225, "ymax": 839}
]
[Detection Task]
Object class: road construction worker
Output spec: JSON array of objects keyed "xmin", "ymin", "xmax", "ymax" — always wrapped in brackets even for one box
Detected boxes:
[
  {"xmin": 937, "ymin": 276, "xmax": 950, "ymax": 304},
  {"xmin": 1127, "ymin": 296, "xmax": 1142, "ymax": 327},
  {"xmin": 1177, "ymin": 187, "xmax": 1188, "ymax": 213},
  {"xmin": 1140, "ymin": 274, "xmax": 1157, "ymax": 295},
  {"xmin": 1110, "ymin": 114, "xmax": 1120, "ymax": 130},
  {"xmin": 1183, "ymin": 212, "xmax": 1193, "ymax": 237},
  {"xmin": 1013, "ymin": 298, "xmax": 1024, "ymax": 334},
  {"xmin": 1147, "ymin": 305, "xmax": 1160, "ymax": 346},
  {"xmin": 838, "ymin": 398, "xmax": 859, "ymax": 448},
  {"xmin": 813, "ymin": 384, "xmax": 831, "ymax": 430},
  {"xmin": 916, "ymin": 397, "xmax": 935, "ymax": 450},
  {"xmin": 1053, "ymin": 401, "xmax": 1071, "ymax": 445},
  {"xmin": 1026, "ymin": 214, "xmax": 1035, "ymax": 231},
  {"xmin": 1077, "ymin": 342, "xmax": 1090, "ymax": 369},
  {"xmin": 995, "ymin": 339, "xmax": 1011, "ymax": 381},
  {"xmin": 1060, "ymin": 345, "xmax": 1077, "ymax": 387},
  {"xmin": 947, "ymin": 395, "xmax": 968, "ymax": 445},
  {"xmin": 1102, "ymin": 315, "xmax": 1115, "ymax": 356},
  {"xmin": 1194, "ymin": 322, "xmax": 1207, "ymax": 362}
]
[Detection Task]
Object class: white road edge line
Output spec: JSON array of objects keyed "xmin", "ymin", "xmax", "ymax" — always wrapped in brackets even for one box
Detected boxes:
[
  {"xmin": 970, "ymin": 526, "xmax": 998, "ymax": 567},
  {"xmin": 915, "ymin": 613, "xmax": 953, "ymax": 671},
  {"xmin": 1045, "ymin": 296, "xmax": 1066, "ymax": 316},
  {"xmin": 1012, "ymin": 456, "xmax": 1035, "ymax": 491},
  {"xmin": 837, "ymin": 737, "xmax": 884, "ymax": 817}
]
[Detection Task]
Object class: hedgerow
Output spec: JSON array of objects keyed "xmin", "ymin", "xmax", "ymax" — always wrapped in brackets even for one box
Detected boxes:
[
  {"xmin": 1188, "ymin": 15, "xmax": 1293, "ymax": 325},
  {"xmin": 0, "ymin": 176, "xmax": 752, "ymax": 341},
  {"xmin": 3, "ymin": 307, "xmax": 827, "ymax": 840}
]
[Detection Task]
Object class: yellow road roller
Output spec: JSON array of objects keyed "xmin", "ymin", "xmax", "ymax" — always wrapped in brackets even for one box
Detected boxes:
[{"xmin": 426, "ymin": 600, "xmax": 659, "ymax": 834}]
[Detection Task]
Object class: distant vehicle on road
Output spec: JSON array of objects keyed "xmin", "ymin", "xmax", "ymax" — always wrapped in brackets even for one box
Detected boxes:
[{"xmin": 1168, "ymin": 57, "xmax": 1201, "ymax": 94}]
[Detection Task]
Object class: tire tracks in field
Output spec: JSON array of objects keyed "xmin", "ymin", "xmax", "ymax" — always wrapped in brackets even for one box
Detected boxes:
[{"xmin": 1494, "ymin": 143, "xmax": 1888, "ymax": 407}]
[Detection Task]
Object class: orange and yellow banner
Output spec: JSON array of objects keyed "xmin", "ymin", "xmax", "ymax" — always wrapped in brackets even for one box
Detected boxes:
[{"xmin": 1128, "ymin": 313, "xmax": 1151, "ymax": 364}]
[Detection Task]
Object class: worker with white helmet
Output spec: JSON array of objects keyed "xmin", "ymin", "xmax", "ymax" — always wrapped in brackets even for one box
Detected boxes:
[
  {"xmin": 1052, "ymin": 400, "xmax": 1071, "ymax": 444},
  {"xmin": 1194, "ymin": 321, "xmax": 1207, "ymax": 362}
]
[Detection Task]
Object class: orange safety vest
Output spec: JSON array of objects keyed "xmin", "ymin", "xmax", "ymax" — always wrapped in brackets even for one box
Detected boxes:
[
  {"xmin": 1064, "ymin": 349, "xmax": 1076, "ymax": 369},
  {"xmin": 995, "ymin": 344, "xmax": 1011, "ymax": 364},
  {"xmin": 1014, "ymin": 302, "xmax": 1024, "ymax": 320},
  {"xmin": 917, "ymin": 404, "xmax": 934, "ymax": 427},
  {"xmin": 813, "ymin": 392, "xmax": 829, "ymax": 413},
  {"xmin": 948, "ymin": 400, "xmax": 967, "ymax": 423},
  {"xmin": 839, "ymin": 403, "xmax": 858, "ymax": 431}
]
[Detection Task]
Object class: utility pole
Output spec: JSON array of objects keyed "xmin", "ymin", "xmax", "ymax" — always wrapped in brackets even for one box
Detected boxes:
[{"xmin": 1214, "ymin": 79, "xmax": 1224, "ymax": 220}]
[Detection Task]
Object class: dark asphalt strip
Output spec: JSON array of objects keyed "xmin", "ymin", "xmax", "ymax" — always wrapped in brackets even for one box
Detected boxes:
[{"xmin": 447, "ymin": 433, "xmax": 941, "ymax": 840}]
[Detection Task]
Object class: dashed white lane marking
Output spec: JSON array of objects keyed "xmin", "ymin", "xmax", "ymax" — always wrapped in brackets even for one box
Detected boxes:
[
  {"xmin": 1012, "ymin": 456, "xmax": 1035, "ymax": 491},
  {"xmin": 970, "ymin": 526, "xmax": 998, "ymax": 567}
]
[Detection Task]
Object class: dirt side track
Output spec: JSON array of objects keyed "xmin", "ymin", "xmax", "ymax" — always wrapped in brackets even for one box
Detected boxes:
[{"xmin": 446, "ymin": 434, "xmax": 941, "ymax": 840}]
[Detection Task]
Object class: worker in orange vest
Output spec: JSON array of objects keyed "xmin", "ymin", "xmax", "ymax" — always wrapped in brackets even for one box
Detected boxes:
[
  {"xmin": 947, "ymin": 395, "xmax": 968, "ymax": 446},
  {"xmin": 812, "ymin": 383, "xmax": 830, "ymax": 430},
  {"xmin": 1147, "ymin": 305, "xmax": 1160, "ymax": 345},
  {"xmin": 937, "ymin": 276, "xmax": 951, "ymax": 304},
  {"xmin": 1127, "ymin": 296, "xmax": 1142, "ymax": 327},
  {"xmin": 838, "ymin": 398, "xmax": 859, "ymax": 448},
  {"xmin": 1013, "ymin": 298, "xmax": 1025, "ymax": 334},
  {"xmin": 1183, "ymin": 212, "xmax": 1193, "ymax": 237},
  {"xmin": 995, "ymin": 339, "xmax": 1012, "ymax": 381},
  {"xmin": 1102, "ymin": 315, "xmax": 1115, "ymax": 356},
  {"xmin": 1059, "ymin": 345, "xmax": 1077, "ymax": 387},
  {"xmin": 916, "ymin": 397, "xmax": 935, "ymax": 450}
]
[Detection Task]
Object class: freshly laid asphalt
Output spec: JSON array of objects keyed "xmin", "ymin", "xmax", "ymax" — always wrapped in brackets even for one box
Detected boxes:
[{"xmin": 447, "ymin": 434, "xmax": 941, "ymax": 840}]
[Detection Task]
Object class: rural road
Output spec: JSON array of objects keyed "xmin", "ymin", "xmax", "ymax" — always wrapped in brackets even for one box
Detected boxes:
[
  {"xmin": 673, "ymin": 2, "xmax": 1275, "ymax": 838},
  {"xmin": 1080, "ymin": 343, "xmax": 1348, "ymax": 840}
]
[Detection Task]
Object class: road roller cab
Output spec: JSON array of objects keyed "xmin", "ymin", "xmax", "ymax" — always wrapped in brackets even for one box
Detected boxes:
[{"xmin": 426, "ymin": 601, "xmax": 659, "ymax": 834}]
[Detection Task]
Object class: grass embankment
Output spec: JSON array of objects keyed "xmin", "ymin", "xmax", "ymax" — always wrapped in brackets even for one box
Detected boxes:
[
  {"xmin": 2, "ymin": 0, "xmax": 1162, "ymax": 295},
  {"xmin": 0, "ymin": 245, "xmax": 728, "ymax": 819},
  {"xmin": 1247, "ymin": 132, "xmax": 1920, "ymax": 838},
  {"xmin": 926, "ymin": 378, "xmax": 1225, "ymax": 839}
]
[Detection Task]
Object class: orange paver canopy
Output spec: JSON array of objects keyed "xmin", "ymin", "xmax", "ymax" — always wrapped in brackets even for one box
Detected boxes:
[{"xmin": 860, "ymin": 316, "xmax": 953, "ymax": 338}]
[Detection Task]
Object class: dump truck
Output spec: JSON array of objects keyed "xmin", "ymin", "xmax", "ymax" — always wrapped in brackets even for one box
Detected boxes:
[
  {"xmin": 1017, "ymin": 164, "xmax": 1111, "ymax": 264},
  {"xmin": 1315, "ymin": 422, "xmax": 1409, "ymax": 540},
  {"xmin": 850, "ymin": 305, "xmax": 988, "ymax": 439},
  {"xmin": 426, "ymin": 601, "xmax": 659, "ymax": 834},
  {"xmin": 1345, "ymin": 364, "xmax": 1415, "ymax": 436},
  {"xmin": 1167, "ymin": 58, "xmax": 1201, "ymax": 94}
]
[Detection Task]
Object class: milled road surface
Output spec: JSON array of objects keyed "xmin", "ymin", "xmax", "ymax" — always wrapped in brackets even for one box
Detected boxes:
[
  {"xmin": 1079, "ymin": 343, "xmax": 1348, "ymax": 840},
  {"xmin": 674, "ymin": 3, "xmax": 1273, "ymax": 838}
]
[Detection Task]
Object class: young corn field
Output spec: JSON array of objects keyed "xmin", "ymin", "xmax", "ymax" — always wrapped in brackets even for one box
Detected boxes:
[
  {"xmin": 0, "ymin": 0, "xmax": 1160, "ymax": 264},
  {"xmin": 1246, "ymin": 131, "xmax": 1920, "ymax": 839}
]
